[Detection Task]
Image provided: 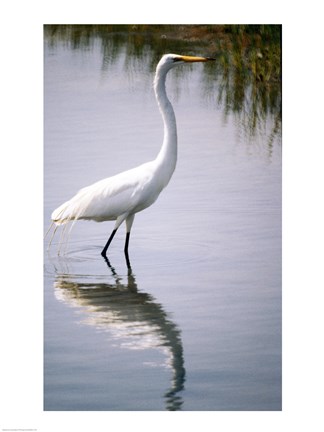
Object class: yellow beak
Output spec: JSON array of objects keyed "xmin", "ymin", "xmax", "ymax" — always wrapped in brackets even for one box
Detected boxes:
[{"xmin": 179, "ymin": 55, "xmax": 215, "ymax": 62}]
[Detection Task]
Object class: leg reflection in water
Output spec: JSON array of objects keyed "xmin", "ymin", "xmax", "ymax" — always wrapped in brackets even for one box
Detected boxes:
[{"xmin": 52, "ymin": 257, "xmax": 186, "ymax": 410}]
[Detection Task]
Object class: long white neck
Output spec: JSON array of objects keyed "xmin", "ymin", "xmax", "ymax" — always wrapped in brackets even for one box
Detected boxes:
[{"xmin": 153, "ymin": 64, "xmax": 177, "ymax": 186}]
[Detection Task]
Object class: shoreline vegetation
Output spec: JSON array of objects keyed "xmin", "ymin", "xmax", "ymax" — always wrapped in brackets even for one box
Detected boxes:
[{"xmin": 45, "ymin": 24, "xmax": 281, "ymax": 146}]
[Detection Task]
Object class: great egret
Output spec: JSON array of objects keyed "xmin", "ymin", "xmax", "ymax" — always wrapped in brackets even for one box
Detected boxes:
[{"xmin": 48, "ymin": 53, "xmax": 214, "ymax": 263}]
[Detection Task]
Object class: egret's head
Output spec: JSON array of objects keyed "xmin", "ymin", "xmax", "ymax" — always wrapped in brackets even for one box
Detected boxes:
[{"xmin": 157, "ymin": 53, "xmax": 215, "ymax": 72}]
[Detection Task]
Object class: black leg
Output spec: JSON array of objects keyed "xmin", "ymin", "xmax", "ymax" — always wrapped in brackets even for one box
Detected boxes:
[
  {"xmin": 101, "ymin": 228, "xmax": 117, "ymax": 257},
  {"xmin": 124, "ymin": 232, "xmax": 131, "ymax": 269},
  {"xmin": 124, "ymin": 232, "xmax": 130, "ymax": 254}
]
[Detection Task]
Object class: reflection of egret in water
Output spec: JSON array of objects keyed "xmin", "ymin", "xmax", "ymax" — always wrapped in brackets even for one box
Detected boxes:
[{"xmin": 53, "ymin": 259, "xmax": 185, "ymax": 410}]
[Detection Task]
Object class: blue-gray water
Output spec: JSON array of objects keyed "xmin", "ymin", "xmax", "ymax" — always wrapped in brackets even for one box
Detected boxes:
[{"xmin": 44, "ymin": 33, "xmax": 281, "ymax": 411}]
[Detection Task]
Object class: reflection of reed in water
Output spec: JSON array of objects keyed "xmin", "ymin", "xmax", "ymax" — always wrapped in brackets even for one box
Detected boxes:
[
  {"xmin": 44, "ymin": 24, "xmax": 281, "ymax": 147},
  {"xmin": 53, "ymin": 261, "xmax": 185, "ymax": 410}
]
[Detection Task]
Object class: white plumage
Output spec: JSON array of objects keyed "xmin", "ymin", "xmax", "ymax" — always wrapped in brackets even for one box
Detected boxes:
[
  {"xmin": 52, "ymin": 162, "xmax": 158, "ymax": 223},
  {"xmin": 47, "ymin": 53, "xmax": 214, "ymax": 263}
]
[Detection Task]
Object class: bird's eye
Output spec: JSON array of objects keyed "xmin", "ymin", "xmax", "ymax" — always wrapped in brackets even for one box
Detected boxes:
[{"xmin": 172, "ymin": 57, "xmax": 182, "ymax": 62}]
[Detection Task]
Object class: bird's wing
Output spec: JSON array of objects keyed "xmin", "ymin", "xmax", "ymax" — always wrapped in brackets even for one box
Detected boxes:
[{"xmin": 52, "ymin": 162, "xmax": 155, "ymax": 224}]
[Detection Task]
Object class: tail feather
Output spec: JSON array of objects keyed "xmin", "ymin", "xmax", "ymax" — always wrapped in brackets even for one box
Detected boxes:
[
  {"xmin": 51, "ymin": 199, "xmax": 77, "ymax": 225},
  {"xmin": 51, "ymin": 185, "xmax": 96, "ymax": 225}
]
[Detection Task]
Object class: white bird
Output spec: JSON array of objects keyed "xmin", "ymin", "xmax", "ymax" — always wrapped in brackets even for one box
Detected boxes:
[{"xmin": 48, "ymin": 53, "xmax": 214, "ymax": 264}]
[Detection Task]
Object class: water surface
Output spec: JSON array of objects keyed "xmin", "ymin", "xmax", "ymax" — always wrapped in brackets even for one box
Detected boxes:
[{"xmin": 44, "ymin": 28, "xmax": 281, "ymax": 411}]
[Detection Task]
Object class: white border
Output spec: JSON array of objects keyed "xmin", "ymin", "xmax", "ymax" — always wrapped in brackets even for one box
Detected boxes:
[{"xmin": 1, "ymin": 1, "xmax": 324, "ymax": 431}]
